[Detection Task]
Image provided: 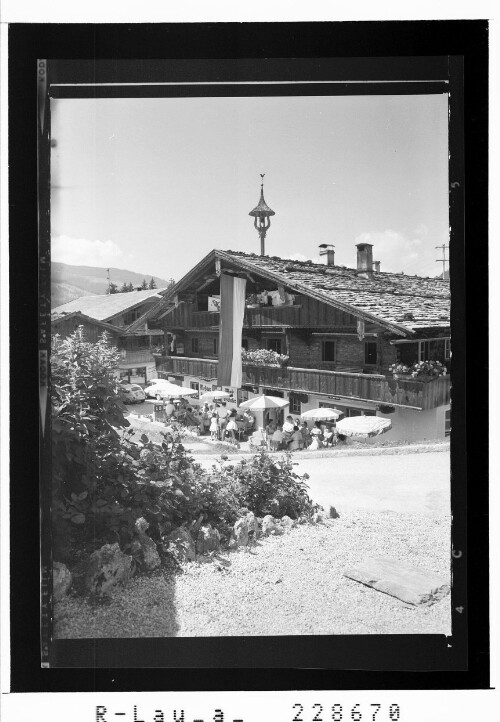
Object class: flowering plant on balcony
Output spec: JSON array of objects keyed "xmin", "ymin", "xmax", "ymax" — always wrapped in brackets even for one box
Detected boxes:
[
  {"xmin": 241, "ymin": 348, "xmax": 289, "ymax": 367},
  {"xmin": 389, "ymin": 360, "xmax": 447, "ymax": 379}
]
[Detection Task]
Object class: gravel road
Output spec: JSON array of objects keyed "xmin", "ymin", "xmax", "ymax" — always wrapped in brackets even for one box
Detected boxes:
[
  {"xmin": 296, "ymin": 451, "xmax": 450, "ymax": 517},
  {"xmin": 54, "ymin": 508, "xmax": 451, "ymax": 638}
]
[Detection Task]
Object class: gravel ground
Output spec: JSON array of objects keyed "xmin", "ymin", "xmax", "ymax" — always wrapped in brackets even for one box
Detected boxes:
[{"xmin": 54, "ymin": 508, "xmax": 451, "ymax": 638}]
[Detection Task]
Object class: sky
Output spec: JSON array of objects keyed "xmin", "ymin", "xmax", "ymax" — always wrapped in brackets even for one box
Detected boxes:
[{"xmin": 51, "ymin": 93, "xmax": 449, "ymax": 283}]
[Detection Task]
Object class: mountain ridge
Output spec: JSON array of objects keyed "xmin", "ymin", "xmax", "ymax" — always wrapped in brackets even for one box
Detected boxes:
[{"xmin": 51, "ymin": 262, "xmax": 173, "ymax": 308}]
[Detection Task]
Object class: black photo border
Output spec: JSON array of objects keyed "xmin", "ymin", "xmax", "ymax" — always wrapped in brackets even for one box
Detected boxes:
[{"xmin": 8, "ymin": 20, "xmax": 488, "ymax": 691}]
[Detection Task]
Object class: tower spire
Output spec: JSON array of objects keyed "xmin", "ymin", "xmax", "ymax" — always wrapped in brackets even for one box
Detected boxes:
[{"xmin": 249, "ymin": 174, "xmax": 275, "ymax": 256}]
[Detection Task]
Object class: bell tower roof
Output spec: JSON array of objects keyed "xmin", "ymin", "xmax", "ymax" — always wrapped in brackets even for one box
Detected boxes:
[{"xmin": 249, "ymin": 174, "xmax": 275, "ymax": 217}]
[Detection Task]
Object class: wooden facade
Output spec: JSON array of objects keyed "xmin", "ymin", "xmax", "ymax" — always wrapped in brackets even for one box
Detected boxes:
[
  {"xmin": 51, "ymin": 317, "xmax": 120, "ymax": 345},
  {"xmin": 162, "ymin": 294, "xmax": 375, "ymax": 332},
  {"xmin": 156, "ymin": 356, "xmax": 450, "ymax": 411}
]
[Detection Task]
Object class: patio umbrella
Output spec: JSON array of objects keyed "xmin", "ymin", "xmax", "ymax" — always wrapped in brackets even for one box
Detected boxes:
[
  {"xmin": 239, "ymin": 394, "xmax": 289, "ymax": 410},
  {"xmin": 199, "ymin": 390, "xmax": 232, "ymax": 401},
  {"xmin": 301, "ymin": 407, "xmax": 343, "ymax": 421},
  {"xmin": 152, "ymin": 382, "xmax": 198, "ymax": 399},
  {"xmin": 335, "ymin": 415, "xmax": 392, "ymax": 438}
]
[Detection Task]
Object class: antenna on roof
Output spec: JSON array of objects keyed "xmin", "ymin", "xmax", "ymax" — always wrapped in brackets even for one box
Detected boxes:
[{"xmin": 435, "ymin": 244, "xmax": 449, "ymax": 279}]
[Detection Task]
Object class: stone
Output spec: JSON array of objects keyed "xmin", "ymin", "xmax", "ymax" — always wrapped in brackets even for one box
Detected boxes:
[
  {"xmin": 343, "ymin": 557, "xmax": 450, "ymax": 606},
  {"xmin": 231, "ymin": 518, "xmax": 249, "ymax": 547},
  {"xmin": 329, "ymin": 506, "xmax": 340, "ymax": 519},
  {"xmin": 280, "ymin": 515, "xmax": 296, "ymax": 531},
  {"xmin": 53, "ymin": 561, "xmax": 72, "ymax": 601},
  {"xmin": 166, "ymin": 526, "xmax": 196, "ymax": 562},
  {"xmin": 132, "ymin": 517, "xmax": 161, "ymax": 570},
  {"xmin": 261, "ymin": 514, "xmax": 278, "ymax": 536},
  {"xmin": 196, "ymin": 524, "xmax": 221, "ymax": 555},
  {"xmin": 246, "ymin": 512, "xmax": 259, "ymax": 539},
  {"xmin": 84, "ymin": 543, "xmax": 133, "ymax": 597},
  {"xmin": 312, "ymin": 510, "xmax": 327, "ymax": 524}
]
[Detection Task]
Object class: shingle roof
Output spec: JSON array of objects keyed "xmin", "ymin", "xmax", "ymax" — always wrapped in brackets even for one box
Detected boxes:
[
  {"xmin": 218, "ymin": 250, "xmax": 450, "ymax": 333},
  {"xmin": 51, "ymin": 288, "xmax": 168, "ymax": 322},
  {"xmin": 50, "ymin": 311, "xmax": 123, "ymax": 334}
]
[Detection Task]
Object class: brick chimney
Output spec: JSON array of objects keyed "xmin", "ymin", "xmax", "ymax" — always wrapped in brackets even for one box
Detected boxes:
[
  {"xmin": 373, "ymin": 260, "xmax": 381, "ymax": 272},
  {"xmin": 318, "ymin": 243, "xmax": 335, "ymax": 266},
  {"xmin": 356, "ymin": 243, "xmax": 374, "ymax": 276}
]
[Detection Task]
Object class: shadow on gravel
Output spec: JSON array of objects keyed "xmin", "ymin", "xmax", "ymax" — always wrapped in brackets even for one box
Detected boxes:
[{"xmin": 53, "ymin": 568, "xmax": 181, "ymax": 639}]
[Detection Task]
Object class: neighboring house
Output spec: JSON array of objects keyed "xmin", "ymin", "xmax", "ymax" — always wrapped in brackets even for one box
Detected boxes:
[
  {"xmin": 143, "ymin": 245, "xmax": 451, "ymax": 441},
  {"xmin": 51, "ymin": 288, "xmax": 169, "ymax": 384},
  {"xmin": 51, "ymin": 311, "xmax": 122, "ymax": 346}
]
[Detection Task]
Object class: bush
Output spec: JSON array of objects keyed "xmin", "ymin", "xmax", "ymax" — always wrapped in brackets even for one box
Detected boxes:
[
  {"xmin": 210, "ymin": 449, "xmax": 315, "ymax": 520},
  {"xmin": 51, "ymin": 329, "xmax": 315, "ymax": 570}
]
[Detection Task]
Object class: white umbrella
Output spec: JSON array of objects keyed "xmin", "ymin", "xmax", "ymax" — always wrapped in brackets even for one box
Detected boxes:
[
  {"xmin": 301, "ymin": 407, "xmax": 343, "ymax": 421},
  {"xmin": 239, "ymin": 394, "xmax": 289, "ymax": 410},
  {"xmin": 150, "ymin": 382, "xmax": 198, "ymax": 399},
  {"xmin": 199, "ymin": 390, "xmax": 231, "ymax": 401},
  {"xmin": 336, "ymin": 415, "xmax": 392, "ymax": 438}
]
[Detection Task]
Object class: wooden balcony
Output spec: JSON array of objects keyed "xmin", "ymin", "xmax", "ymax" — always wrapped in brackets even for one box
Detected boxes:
[
  {"xmin": 156, "ymin": 356, "xmax": 450, "ymax": 410},
  {"xmin": 120, "ymin": 349, "xmax": 156, "ymax": 365}
]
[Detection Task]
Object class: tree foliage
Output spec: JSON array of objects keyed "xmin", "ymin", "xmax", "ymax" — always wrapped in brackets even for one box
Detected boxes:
[{"xmin": 51, "ymin": 328, "xmax": 315, "ymax": 568}]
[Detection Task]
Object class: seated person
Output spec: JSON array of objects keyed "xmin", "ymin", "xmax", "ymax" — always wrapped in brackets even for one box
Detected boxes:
[
  {"xmin": 288, "ymin": 425, "xmax": 304, "ymax": 451},
  {"xmin": 309, "ymin": 422, "xmax": 324, "ymax": 450},
  {"xmin": 164, "ymin": 398, "xmax": 176, "ymax": 418},
  {"xmin": 323, "ymin": 425, "xmax": 335, "ymax": 446},
  {"xmin": 226, "ymin": 415, "xmax": 238, "ymax": 442},
  {"xmin": 282, "ymin": 415, "xmax": 295, "ymax": 434}
]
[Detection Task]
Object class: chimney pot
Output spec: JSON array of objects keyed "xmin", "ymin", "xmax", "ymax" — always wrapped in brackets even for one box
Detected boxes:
[
  {"xmin": 356, "ymin": 243, "xmax": 374, "ymax": 275},
  {"xmin": 318, "ymin": 243, "xmax": 335, "ymax": 266},
  {"xmin": 373, "ymin": 261, "xmax": 381, "ymax": 272}
]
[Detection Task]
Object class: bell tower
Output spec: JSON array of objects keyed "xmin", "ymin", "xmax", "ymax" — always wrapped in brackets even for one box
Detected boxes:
[{"xmin": 249, "ymin": 174, "xmax": 275, "ymax": 256}]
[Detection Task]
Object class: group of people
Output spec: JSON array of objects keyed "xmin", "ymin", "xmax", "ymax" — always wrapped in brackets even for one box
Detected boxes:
[
  {"xmin": 161, "ymin": 397, "xmax": 255, "ymax": 443},
  {"xmin": 206, "ymin": 402, "xmax": 255, "ymax": 442},
  {"xmin": 265, "ymin": 415, "xmax": 338, "ymax": 452}
]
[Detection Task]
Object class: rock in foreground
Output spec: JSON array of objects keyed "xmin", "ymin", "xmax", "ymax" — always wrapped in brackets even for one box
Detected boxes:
[
  {"xmin": 343, "ymin": 556, "xmax": 450, "ymax": 606},
  {"xmin": 53, "ymin": 561, "xmax": 72, "ymax": 601},
  {"xmin": 85, "ymin": 543, "xmax": 133, "ymax": 597}
]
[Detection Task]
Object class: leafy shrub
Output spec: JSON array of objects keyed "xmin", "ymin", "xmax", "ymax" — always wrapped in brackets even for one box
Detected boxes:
[
  {"xmin": 211, "ymin": 449, "xmax": 315, "ymax": 520},
  {"xmin": 51, "ymin": 328, "xmax": 315, "ymax": 571}
]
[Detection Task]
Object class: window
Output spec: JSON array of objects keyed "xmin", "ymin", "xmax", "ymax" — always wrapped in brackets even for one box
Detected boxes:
[
  {"xmin": 213, "ymin": 337, "xmax": 219, "ymax": 355},
  {"xmin": 289, "ymin": 396, "xmax": 302, "ymax": 415},
  {"xmin": 444, "ymin": 338, "xmax": 451, "ymax": 360},
  {"xmin": 364, "ymin": 341, "xmax": 378, "ymax": 365},
  {"xmin": 321, "ymin": 340, "xmax": 336, "ymax": 363},
  {"xmin": 241, "ymin": 338, "xmax": 249, "ymax": 351},
  {"xmin": 190, "ymin": 381, "xmax": 200, "ymax": 398},
  {"xmin": 267, "ymin": 338, "xmax": 282, "ymax": 354},
  {"xmin": 445, "ymin": 408, "xmax": 451, "ymax": 436},
  {"xmin": 197, "ymin": 295, "xmax": 208, "ymax": 312},
  {"xmin": 191, "ymin": 337, "xmax": 199, "ymax": 354}
]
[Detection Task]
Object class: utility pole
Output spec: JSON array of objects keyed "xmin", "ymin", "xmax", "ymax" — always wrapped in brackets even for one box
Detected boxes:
[
  {"xmin": 435, "ymin": 244, "xmax": 449, "ymax": 279},
  {"xmin": 106, "ymin": 268, "xmax": 111, "ymax": 294}
]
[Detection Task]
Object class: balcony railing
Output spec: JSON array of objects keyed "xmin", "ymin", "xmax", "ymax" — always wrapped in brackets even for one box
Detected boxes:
[
  {"xmin": 156, "ymin": 356, "xmax": 450, "ymax": 410},
  {"xmin": 121, "ymin": 349, "xmax": 156, "ymax": 365}
]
